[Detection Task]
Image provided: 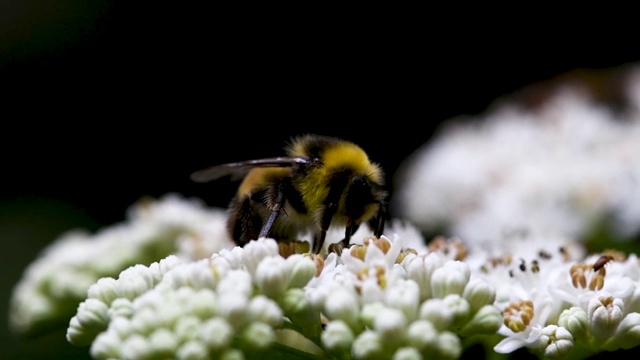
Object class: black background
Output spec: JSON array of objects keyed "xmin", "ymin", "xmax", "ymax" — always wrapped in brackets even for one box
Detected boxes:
[{"xmin": 2, "ymin": 2, "xmax": 640, "ymax": 358}]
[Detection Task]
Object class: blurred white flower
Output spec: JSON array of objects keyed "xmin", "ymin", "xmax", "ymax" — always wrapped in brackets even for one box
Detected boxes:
[
  {"xmin": 10, "ymin": 193, "xmax": 232, "ymax": 337},
  {"xmin": 393, "ymin": 66, "xmax": 640, "ymax": 244}
]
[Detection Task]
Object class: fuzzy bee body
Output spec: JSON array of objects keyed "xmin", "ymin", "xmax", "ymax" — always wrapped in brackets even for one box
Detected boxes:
[{"xmin": 191, "ymin": 134, "xmax": 387, "ymax": 254}]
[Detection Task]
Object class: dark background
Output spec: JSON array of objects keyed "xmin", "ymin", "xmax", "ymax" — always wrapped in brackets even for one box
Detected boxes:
[{"xmin": 2, "ymin": 1, "xmax": 640, "ymax": 358}]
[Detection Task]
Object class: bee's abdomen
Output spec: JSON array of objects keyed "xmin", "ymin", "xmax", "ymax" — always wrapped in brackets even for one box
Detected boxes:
[{"xmin": 227, "ymin": 196, "xmax": 263, "ymax": 246}]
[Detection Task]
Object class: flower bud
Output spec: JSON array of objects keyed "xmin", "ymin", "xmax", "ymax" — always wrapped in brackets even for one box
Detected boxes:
[
  {"xmin": 588, "ymin": 295, "xmax": 624, "ymax": 340},
  {"xmin": 431, "ymin": 261, "xmax": 470, "ymax": 298},
  {"xmin": 76, "ymin": 298, "xmax": 110, "ymax": 332},
  {"xmin": 404, "ymin": 256, "xmax": 430, "ymax": 300},
  {"xmin": 393, "ymin": 347, "xmax": 422, "ymax": 360},
  {"xmin": 148, "ymin": 328, "xmax": 179, "ymax": 357},
  {"xmin": 324, "ymin": 287, "xmax": 360, "ymax": 330},
  {"xmin": 280, "ymin": 288, "xmax": 322, "ymax": 340},
  {"xmin": 130, "ymin": 307, "xmax": 161, "ymax": 336},
  {"xmin": 442, "ymin": 294, "xmax": 470, "ymax": 327},
  {"xmin": 255, "ymin": 256, "xmax": 290, "ymax": 298},
  {"xmin": 90, "ymin": 331, "xmax": 122, "ymax": 359},
  {"xmin": 189, "ymin": 289, "xmax": 218, "ymax": 319},
  {"xmin": 214, "ymin": 247, "xmax": 244, "ymax": 270},
  {"xmin": 352, "ymin": 330, "xmax": 384, "ymax": 359},
  {"xmin": 406, "ymin": 320, "xmax": 438, "ymax": 351},
  {"xmin": 176, "ymin": 340, "xmax": 209, "ymax": 360},
  {"xmin": 87, "ymin": 278, "xmax": 120, "ymax": 305},
  {"xmin": 217, "ymin": 292, "xmax": 249, "ymax": 330},
  {"xmin": 198, "ymin": 318, "xmax": 234, "ymax": 351},
  {"xmin": 155, "ymin": 255, "xmax": 184, "ymax": 279},
  {"xmin": 539, "ymin": 325, "xmax": 573, "ymax": 358},
  {"xmin": 558, "ymin": 307, "xmax": 588, "ymax": 341},
  {"xmin": 435, "ymin": 331, "xmax": 462, "ymax": 360},
  {"xmin": 247, "ymin": 295, "xmax": 283, "ymax": 327},
  {"xmin": 109, "ymin": 316, "xmax": 133, "ymax": 339},
  {"xmin": 66, "ymin": 316, "xmax": 93, "ymax": 346},
  {"xmin": 217, "ymin": 270, "xmax": 253, "ymax": 299},
  {"xmin": 243, "ymin": 238, "xmax": 280, "ymax": 275},
  {"xmin": 118, "ymin": 268, "xmax": 154, "ymax": 300},
  {"xmin": 285, "ymin": 254, "xmax": 317, "ymax": 288},
  {"xmin": 322, "ymin": 320, "xmax": 354, "ymax": 353},
  {"xmin": 174, "ymin": 316, "xmax": 202, "ymax": 343},
  {"xmin": 121, "ymin": 333, "xmax": 152, "ymax": 360},
  {"xmin": 373, "ymin": 307, "xmax": 407, "ymax": 345},
  {"xmin": 385, "ymin": 280, "xmax": 420, "ymax": 322},
  {"xmin": 463, "ymin": 278, "xmax": 496, "ymax": 313},
  {"xmin": 608, "ymin": 312, "xmax": 640, "ymax": 350},
  {"xmin": 459, "ymin": 304, "xmax": 502, "ymax": 336},
  {"xmin": 419, "ymin": 298, "xmax": 453, "ymax": 331},
  {"xmin": 241, "ymin": 322, "xmax": 276, "ymax": 349},
  {"xmin": 361, "ymin": 302, "xmax": 385, "ymax": 329}
]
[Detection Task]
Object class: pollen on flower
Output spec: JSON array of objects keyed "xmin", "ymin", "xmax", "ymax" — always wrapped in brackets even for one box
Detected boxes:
[
  {"xmin": 362, "ymin": 236, "xmax": 391, "ymax": 254},
  {"xmin": 570, "ymin": 261, "xmax": 608, "ymax": 291},
  {"xmin": 427, "ymin": 236, "xmax": 468, "ymax": 261},
  {"xmin": 480, "ymin": 254, "xmax": 513, "ymax": 274},
  {"xmin": 350, "ymin": 245, "xmax": 368, "ymax": 261},
  {"xmin": 278, "ymin": 240, "xmax": 310, "ymax": 258},
  {"xmin": 351, "ymin": 235, "xmax": 417, "ymax": 265},
  {"xmin": 310, "ymin": 253, "xmax": 325, "ymax": 277},
  {"xmin": 538, "ymin": 250, "xmax": 552, "ymax": 260},
  {"xmin": 589, "ymin": 272, "xmax": 605, "ymax": 291},
  {"xmin": 598, "ymin": 295, "xmax": 615, "ymax": 308},
  {"xmin": 396, "ymin": 248, "xmax": 418, "ymax": 264},
  {"xmin": 357, "ymin": 265, "xmax": 387, "ymax": 289},
  {"xmin": 503, "ymin": 300, "xmax": 534, "ymax": 333},
  {"xmin": 570, "ymin": 264, "xmax": 588, "ymax": 289},
  {"xmin": 531, "ymin": 260, "xmax": 540, "ymax": 273}
]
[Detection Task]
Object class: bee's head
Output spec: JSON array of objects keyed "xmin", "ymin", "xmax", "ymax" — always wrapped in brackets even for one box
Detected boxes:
[{"xmin": 345, "ymin": 174, "xmax": 386, "ymax": 210}]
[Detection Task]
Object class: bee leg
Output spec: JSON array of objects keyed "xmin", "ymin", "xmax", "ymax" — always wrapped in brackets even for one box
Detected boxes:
[
  {"xmin": 370, "ymin": 204, "xmax": 387, "ymax": 238},
  {"xmin": 343, "ymin": 223, "xmax": 360, "ymax": 248},
  {"xmin": 326, "ymin": 223, "xmax": 359, "ymax": 255},
  {"xmin": 313, "ymin": 203, "xmax": 337, "ymax": 254},
  {"xmin": 259, "ymin": 184, "xmax": 286, "ymax": 239}
]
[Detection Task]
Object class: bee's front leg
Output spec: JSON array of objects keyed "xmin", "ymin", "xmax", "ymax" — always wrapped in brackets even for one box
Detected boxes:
[
  {"xmin": 331, "ymin": 223, "xmax": 360, "ymax": 254},
  {"xmin": 259, "ymin": 183, "xmax": 286, "ymax": 239},
  {"xmin": 313, "ymin": 203, "xmax": 337, "ymax": 254},
  {"xmin": 370, "ymin": 203, "xmax": 387, "ymax": 238}
]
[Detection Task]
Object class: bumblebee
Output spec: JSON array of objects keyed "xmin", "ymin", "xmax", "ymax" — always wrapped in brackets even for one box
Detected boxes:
[{"xmin": 191, "ymin": 134, "xmax": 387, "ymax": 254}]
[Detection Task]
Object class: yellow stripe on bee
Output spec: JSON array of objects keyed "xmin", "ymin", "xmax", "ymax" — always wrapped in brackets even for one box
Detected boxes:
[
  {"xmin": 322, "ymin": 143, "xmax": 382, "ymax": 182},
  {"xmin": 238, "ymin": 167, "xmax": 290, "ymax": 196}
]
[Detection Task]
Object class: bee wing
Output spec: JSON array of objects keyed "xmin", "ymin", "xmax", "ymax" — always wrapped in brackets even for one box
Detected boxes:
[{"xmin": 190, "ymin": 156, "xmax": 313, "ymax": 183}]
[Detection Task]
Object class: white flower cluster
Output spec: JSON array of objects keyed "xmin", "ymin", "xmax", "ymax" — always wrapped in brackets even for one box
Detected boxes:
[
  {"xmin": 67, "ymin": 238, "xmax": 320, "ymax": 359},
  {"xmin": 464, "ymin": 230, "xmax": 640, "ymax": 358},
  {"xmin": 65, "ymin": 234, "xmax": 503, "ymax": 360},
  {"xmin": 393, "ymin": 66, "xmax": 640, "ymax": 245},
  {"xmin": 9, "ymin": 193, "xmax": 232, "ymax": 336},
  {"xmin": 306, "ymin": 235, "xmax": 503, "ymax": 360},
  {"xmin": 63, "ymin": 228, "xmax": 640, "ymax": 359}
]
